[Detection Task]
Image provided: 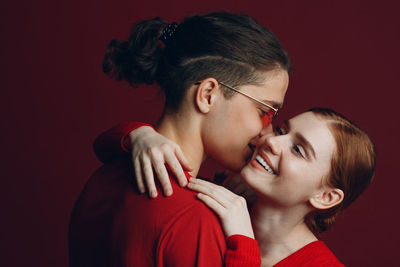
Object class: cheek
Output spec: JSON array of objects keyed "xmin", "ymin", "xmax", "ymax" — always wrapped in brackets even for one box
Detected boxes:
[
  {"xmin": 279, "ymin": 160, "xmax": 318, "ymax": 190},
  {"xmin": 218, "ymin": 107, "xmax": 262, "ymax": 145},
  {"xmin": 281, "ymin": 160, "xmax": 326, "ymax": 193},
  {"xmin": 202, "ymin": 123, "xmax": 251, "ymax": 170},
  {"xmin": 225, "ymin": 98, "xmax": 264, "ymax": 138},
  {"xmin": 235, "ymin": 109, "xmax": 263, "ymax": 138},
  {"xmin": 280, "ymin": 157, "xmax": 301, "ymax": 176},
  {"xmin": 203, "ymin": 102, "xmax": 263, "ymax": 169}
]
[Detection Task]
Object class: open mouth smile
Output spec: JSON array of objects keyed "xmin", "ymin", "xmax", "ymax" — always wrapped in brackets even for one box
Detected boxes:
[{"xmin": 255, "ymin": 154, "xmax": 276, "ymax": 175}]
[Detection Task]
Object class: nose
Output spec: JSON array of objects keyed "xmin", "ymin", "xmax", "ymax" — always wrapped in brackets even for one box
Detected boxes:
[{"xmin": 264, "ymin": 134, "xmax": 283, "ymax": 156}]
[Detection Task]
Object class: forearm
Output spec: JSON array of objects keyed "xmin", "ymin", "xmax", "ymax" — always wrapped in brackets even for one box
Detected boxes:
[{"xmin": 93, "ymin": 122, "xmax": 154, "ymax": 162}]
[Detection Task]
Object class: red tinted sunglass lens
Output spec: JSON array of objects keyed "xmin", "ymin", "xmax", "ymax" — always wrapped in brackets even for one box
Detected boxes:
[{"xmin": 261, "ymin": 114, "xmax": 272, "ymax": 127}]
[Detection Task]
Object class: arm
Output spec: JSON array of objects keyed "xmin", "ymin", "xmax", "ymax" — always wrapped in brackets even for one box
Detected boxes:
[
  {"xmin": 93, "ymin": 122, "xmax": 193, "ymax": 198},
  {"xmin": 225, "ymin": 235, "xmax": 261, "ymax": 267},
  {"xmin": 188, "ymin": 177, "xmax": 261, "ymax": 267},
  {"xmin": 93, "ymin": 122, "xmax": 153, "ymax": 163}
]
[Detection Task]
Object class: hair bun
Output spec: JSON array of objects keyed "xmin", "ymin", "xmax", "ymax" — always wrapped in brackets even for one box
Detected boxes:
[{"xmin": 103, "ymin": 17, "xmax": 167, "ymax": 87}]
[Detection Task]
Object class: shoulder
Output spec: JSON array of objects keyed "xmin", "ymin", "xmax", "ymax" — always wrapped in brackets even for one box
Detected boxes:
[
  {"xmin": 159, "ymin": 188, "xmax": 225, "ymax": 239},
  {"xmin": 73, "ymin": 158, "xmax": 132, "ymax": 213},
  {"xmin": 155, "ymin": 189, "xmax": 227, "ymax": 266}
]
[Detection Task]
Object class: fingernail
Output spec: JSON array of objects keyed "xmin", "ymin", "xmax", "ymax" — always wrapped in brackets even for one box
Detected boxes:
[
  {"xmin": 165, "ymin": 189, "xmax": 172, "ymax": 196},
  {"xmin": 151, "ymin": 191, "xmax": 158, "ymax": 198}
]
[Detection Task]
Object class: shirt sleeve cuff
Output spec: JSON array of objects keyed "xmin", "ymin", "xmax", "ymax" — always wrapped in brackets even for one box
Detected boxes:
[
  {"xmin": 119, "ymin": 122, "xmax": 155, "ymax": 152},
  {"xmin": 225, "ymin": 235, "xmax": 261, "ymax": 267}
]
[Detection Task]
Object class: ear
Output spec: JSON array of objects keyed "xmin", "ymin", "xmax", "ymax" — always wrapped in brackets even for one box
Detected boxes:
[
  {"xmin": 195, "ymin": 78, "xmax": 220, "ymax": 114},
  {"xmin": 309, "ymin": 187, "xmax": 344, "ymax": 210}
]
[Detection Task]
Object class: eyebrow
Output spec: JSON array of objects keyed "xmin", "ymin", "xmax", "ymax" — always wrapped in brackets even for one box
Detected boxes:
[{"xmin": 285, "ymin": 120, "xmax": 316, "ymax": 160}]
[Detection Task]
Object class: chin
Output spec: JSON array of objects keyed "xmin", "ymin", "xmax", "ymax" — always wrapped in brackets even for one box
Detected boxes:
[
  {"xmin": 239, "ymin": 164, "xmax": 252, "ymax": 182},
  {"xmin": 240, "ymin": 163, "xmax": 270, "ymax": 188}
]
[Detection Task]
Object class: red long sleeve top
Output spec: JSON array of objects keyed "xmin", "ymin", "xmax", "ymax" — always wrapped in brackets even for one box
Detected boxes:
[
  {"xmin": 69, "ymin": 122, "xmax": 261, "ymax": 267},
  {"xmin": 89, "ymin": 122, "xmax": 344, "ymax": 267},
  {"xmin": 274, "ymin": 241, "xmax": 345, "ymax": 266}
]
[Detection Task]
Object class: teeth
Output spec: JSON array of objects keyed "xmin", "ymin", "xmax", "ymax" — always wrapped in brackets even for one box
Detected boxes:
[{"xmin": 256, "ymin": 155, "xmax": 276, "ymax": 175}]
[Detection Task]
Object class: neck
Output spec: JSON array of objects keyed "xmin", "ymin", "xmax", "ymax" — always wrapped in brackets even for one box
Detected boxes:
[
  {"xmin": 155, "ymin": 109, "xmax": 206, "ymax": 177},
  {"xmin": 250, "ymin": 200, "xmax": 317, "ymax": 266}
]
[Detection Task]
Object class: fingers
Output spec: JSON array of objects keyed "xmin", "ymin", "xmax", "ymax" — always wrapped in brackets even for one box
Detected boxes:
[
  {"xmin": 174, "ymin": 145, "xmax": 193, "ymax": 172},
  {"xmin": 189, "ymin": 178, "xmax": 253, "ymax": 238},
  {"xmin": 164, "ymin": 146, "xmax": 188, "ymax": 187},
  {"xmin": 196, "ymin": 193, "xmax": 226, "ymax": 216},
  {"xmin": 133, "ymin": 157, "xmax": 145, "ymax": 194},
  {"xmin": 222, "ymin": 175, "xmax": 257, "ymax": 204},
  {"xmin": 130, "ymin": 129, "xmax": 191, "ymax": 198},
  {"xmin": 154, "ymin": 165, "xmax": 173, "ymax": 197},
  {"xmin": 141, "ymin": 154, "xmax": 158, "ymax": 198},
  {"xmin": 149, "ymin": 147, "xmax": 173, "ymax": 197},
  {"xmin": 188, "ymin": 178, "xmax": 237, "ymax": 208}
]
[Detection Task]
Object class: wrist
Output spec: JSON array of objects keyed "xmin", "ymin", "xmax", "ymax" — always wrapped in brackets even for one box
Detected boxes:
[{"xmin": 124, "ymin": 126, "xmax": 155, "ymax": 151}]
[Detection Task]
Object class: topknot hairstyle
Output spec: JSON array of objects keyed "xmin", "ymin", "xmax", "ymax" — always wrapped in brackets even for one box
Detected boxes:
[{"xmin": 103, "ymin": 12, "xmax": 291, "ymax": 109}]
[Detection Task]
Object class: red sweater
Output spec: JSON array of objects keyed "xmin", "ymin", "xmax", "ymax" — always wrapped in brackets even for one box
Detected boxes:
[
  {"xmin": 89, "ymin": 122, "xmax": 344, "ymax": 267},
  {"xmin": 274, "ymin": 241, "xmax": 345, "ymax": 266},
  {"xmin": 69, "ymin": 122, "xmax": 260, "ymax": 267}
]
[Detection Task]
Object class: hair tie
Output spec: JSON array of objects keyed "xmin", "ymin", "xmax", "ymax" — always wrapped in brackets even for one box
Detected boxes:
[{"xmin": 160, "ymin": 23, "xmax": 178, "ymax": 44}]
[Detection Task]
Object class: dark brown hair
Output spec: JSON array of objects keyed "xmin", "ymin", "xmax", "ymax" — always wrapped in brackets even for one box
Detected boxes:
[
  {"xmin": 103, "ymin": 12, "xmax": 291, "ymax": 109},
  {"xmin": 305, "ymin": 108, "xmax": 376, "ymax": 233}
]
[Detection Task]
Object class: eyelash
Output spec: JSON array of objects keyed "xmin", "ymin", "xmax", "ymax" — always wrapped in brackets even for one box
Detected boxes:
[
  {"xmin": 275, "ymin": 126, "xmax": 305, "ymax": 158},
  {"xmin": 259, "ymin": 108, "xmax": 268, "ymax": 116}
]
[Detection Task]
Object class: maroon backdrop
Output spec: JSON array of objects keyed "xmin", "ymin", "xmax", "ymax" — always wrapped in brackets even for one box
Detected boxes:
[{"xmin": 1, "ymin": 0, "xmax": 399, "ymax": 266}]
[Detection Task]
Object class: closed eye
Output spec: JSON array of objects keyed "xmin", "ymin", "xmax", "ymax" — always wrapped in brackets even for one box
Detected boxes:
[
  {"xmin": 292, "ymin": 143, "xmax": 305, "ymax": 158},
  {"xmin": 276, "ymin": 125, "xmax": 306, "ymax": 158}
]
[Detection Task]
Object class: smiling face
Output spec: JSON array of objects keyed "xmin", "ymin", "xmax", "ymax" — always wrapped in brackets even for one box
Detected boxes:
[
  {"xmin": 203, "ymin": 69, "xmax": 289, "ymax": 172},
  {"xmin": 240, "ymin": 111, "xmax": 337, "ymax": 207}
]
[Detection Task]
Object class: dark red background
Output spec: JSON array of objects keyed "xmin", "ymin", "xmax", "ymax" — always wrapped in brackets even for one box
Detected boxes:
[{"xmin": 1, "ymin": 0, "xmax": 399, "ymax": 266}]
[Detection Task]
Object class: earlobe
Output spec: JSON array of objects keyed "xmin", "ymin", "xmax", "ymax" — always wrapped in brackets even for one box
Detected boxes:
[
  {"xmin": 309, "ymin": 188, "xmax": 344, "ymax": 210},
  {"xmin": 195, "ymin": 78, "xmax": 220, "ymax": 114}
]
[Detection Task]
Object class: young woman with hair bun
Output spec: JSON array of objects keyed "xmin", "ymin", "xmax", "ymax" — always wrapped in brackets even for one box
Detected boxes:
[{"xmin": 70, "ymin": 12, "xmax": 291, "ymax": 267}]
